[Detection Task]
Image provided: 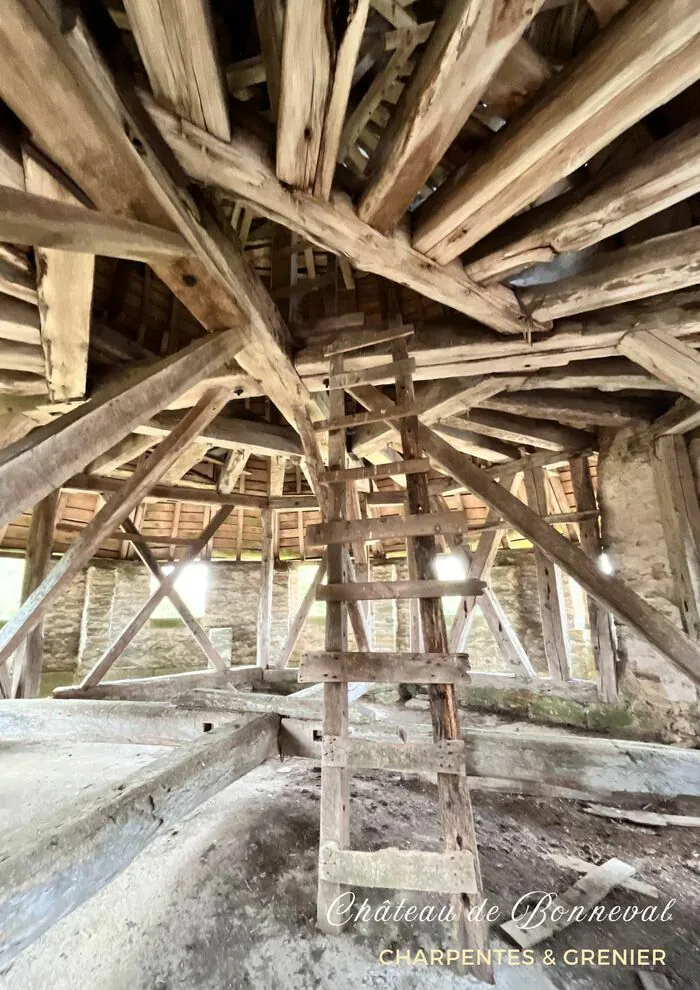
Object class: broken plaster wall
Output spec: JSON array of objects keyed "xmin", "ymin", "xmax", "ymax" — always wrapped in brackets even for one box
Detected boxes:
[{"xmin": 598, "ymin": 427, "xmax": 700, "ymax": 744}]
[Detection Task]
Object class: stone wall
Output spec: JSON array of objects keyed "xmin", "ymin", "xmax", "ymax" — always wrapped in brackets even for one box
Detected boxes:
[{"xmin": 598, "ymin": 427, "xmax": 700, "ymax": 744}]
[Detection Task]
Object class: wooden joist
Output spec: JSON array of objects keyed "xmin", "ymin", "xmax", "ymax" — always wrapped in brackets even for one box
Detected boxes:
[
  {"xmin": 0, "ymin": 331, "xmax": 242, "ymax": 529},
  {"xmin": 123, "ymin": 0, "xmax": 230, "ymax": 141},
  {"xmin": 358, "ymin": 0, "xmax": 545, "ymax": 231},
  {"xmin": 467, "ymin": 118, "xmax": 700, "ymax": 284},
  {"xmin": 318, "ymin": 580, "xmax": 485, "ymax": 602},
  {"xmin": 618, "ymin": 328, "xmax": 700, "ymax": 406},
  {"xmin": 319, "ymin": 843, "xmax": 478, "ymax": 895},
  {"xmin": 321, "ymin": 458, "xmax": 429, "ymax": 483},
  {"xmin": 146, "ymin": 98, "xmax": 538, "ymax": 335},
  {"xmin": 321, "ymin": 737, "xmax": 466, "ymax": 774},
  {"xmin": 298, "ymin": 650, "xmax": 470, "ymax": 683},
  {"xmin": 308, "ymin": 510, "xmax": 470, "ymax": 547},
  {"xmin": 413, "ymin": 0, "xmax": 700, "ymax": 263}
]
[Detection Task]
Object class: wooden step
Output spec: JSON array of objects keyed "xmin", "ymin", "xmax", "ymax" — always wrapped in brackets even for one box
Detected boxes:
[
  {"xmin": 307, "ymin": 510, "xmax": 470, "ymax": 547},
  {"xmin": 321, "ymin": 458, "xmax": 430, "ymax": 483},
  {"xmin": 322, "ymin": 737, "xmax": 466, "ymax": 774},
  {"xmin": 298, "ymin": 650, "xmax": 470, "ymax": 683},
  {"xmin": 319, "ymin": 843, "xmax": 478, "ymax": 894},
  {"xmin": 324, "ymin": 324, "xmax": 413, "ymax": 357},
  {"xmin": 314, "ymin": 403, "xmax": 422, "ymax": 432},
  {"xmin": 327, "ymin": 357, "xmax": 415, "ymax": 390},
  {"xmin": 318, "ymin": 579, "xmax": 485, "ymax": 601}
]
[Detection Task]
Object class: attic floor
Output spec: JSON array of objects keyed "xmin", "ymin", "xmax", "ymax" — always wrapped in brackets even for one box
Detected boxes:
[{"xmin": 1, "ymin": 745, "xmax": 698, "ymax": 990}]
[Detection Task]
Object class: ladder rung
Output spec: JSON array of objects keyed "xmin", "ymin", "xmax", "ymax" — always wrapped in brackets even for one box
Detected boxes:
[
  {"xmin": 324, "ymin": 324, "xmax": 414, "ymax": 357},
  {"xmin": 322, "ymin": 736, "xmax": 466, "ymax": 774},
  {"xmin": 321, "ymin": 458, "xmax": 429, "ymax": 483},
  {"xmin": 307, "ymin": 510, "xmax": 470, "ymax": 546},
  {"xmin": 298, "ymin": 650, "xmax": 470, "ymax": 683},
  {"xmin": 314, "ymin": 404, "xmax": 421, "ymax": 432},
  {"xmin": 327, "ymin": 358, "xmax": 415, "ymax": 390},
  {"xmin": 319, "ymin": 843, "xmax": 478, "ymax": 894},
  {"xmin": 318, "ymin": 579, "xmax": 485, "ymax": 602}
]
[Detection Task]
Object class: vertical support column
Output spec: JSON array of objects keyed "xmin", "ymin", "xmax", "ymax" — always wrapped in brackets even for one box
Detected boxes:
[
  {"xmin": 651, "ymin": 434, "xmax": 700, "ymax": 642},
  {"xmin": 523, "ymin": 466, "xmax": 573, "ymax": 681},
  {"xmin": 569, "ymin": 455, "xmax": 618, "ymax": 701},
  {"xmin": 393, "ymin": 339, "xmax": 492, "ymax": 984},
  {"xmin": 317, "ymin": 353, "xmax": 350, "ymax": 933},
  {"xmin": 11, "ymin": 489, "xmax": 60, "ymax": 698},
  {"xmin": 256, "ymin": 507, "xmax": 275, "ymax": 668}
]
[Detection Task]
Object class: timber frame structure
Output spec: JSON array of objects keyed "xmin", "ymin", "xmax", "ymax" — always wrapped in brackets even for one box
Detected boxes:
[{"xmin": 1, "ymin": 0, "xmax": 700, "ymax": 976}]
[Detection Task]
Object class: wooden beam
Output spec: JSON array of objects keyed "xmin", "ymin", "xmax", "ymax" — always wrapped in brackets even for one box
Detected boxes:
[
  {"xmin": 256, "ymin": 507, "xmax": 275, "ymax": 668},
  {"xmin": 162, "ymin": 441, "xmax": 210, "ymax": 484},
  {"xmin": 218, "ymin": 447, "xmax": 250, "ymax": 494},
  {"xmin": 521, "ymin": 227, "xmax": 700, "ymax": 321},
  {"xmin": 0, "ymin": 185, "xmax": 192, "ymax": 262},
  {"xmin": 420, "ymin": 425, "xmax": 700, "ymax": 687},
  {"xmin": 0, "ymin": 330, "xmax": 242, "ymax": 528},
  {"xmin": 322, "ymin": 737, "xmax": 467, "ymax": 774},
  {"xmin": 123, "ymin": 0, "xmax": 230, "ymax": 141},
  {"xmin": 274, "ymin": 556, "xmax": 327, "ymax": 668},
  {"xmin": 308, "ymin": 510, "xmax": 470, "ymax": 547},
  {"xmin": 9, "ymin": 490, "xmax": 60, "ymax": 698},
  {"xmin": 65, "ymin": 472, "xmax": 266, "ymax": 509},
  {"xmin": 0, "ymin": 714, "xmax": 278, "ymax": 968},
  {"xmin": 651, "ymin": 436, "xmax": 700, "ymax": 642},
  {"xmin": 253, "ymin": 0, "xmax": 285, "ymax": 119},
  {"xmin": 467, "ymin": 119, "xmax": 700, "ymax": 284},
  {"xmin": 447, "ymin": 409, "xmax": 594, "ymax": 452},
  {"xmin": 86, "ymin": 434, "xmax": 157, "ymax": 476},
  {"xmin": 299, "ymin": 650, "xmax": 469, "ymax": 683},
  {"xmin": 358, "ymin": 0, "xmax": 545, "ymax": 231},
  {"xmin": 482, "ymin": 391, "xmax": 651, "ymax": 429},
  {"xmin": 413, "ymin": 0, "xmax": 700, "ymax": 263},
  {"xmin": 146, "ymin": 98, "xmax": 538, "ymax": 336},
  {"xmin": 136, "ymin": 410, "xmax": 302, "ymax": 459},
  {"xmin": 0, "ymin": 389, "xmax": 232, "ymax": 672},
  {"xmin": 322, "ymin": 458, "xmax": 429, "ymax": 483},
  {"xmin": 319, "ymin": 580, "xmax": 485, "ymax": 601},
  {"xmin": 618, "ymin": 328, "xmax": 700, "ymax": 405}
]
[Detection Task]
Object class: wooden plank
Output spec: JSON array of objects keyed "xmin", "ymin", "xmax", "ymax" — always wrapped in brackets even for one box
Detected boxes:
[
  {"xmin": 468, "ymin": 118, "xmax": 700, "ymax": 284},
  {"xmin": 253, "ymin": 0, "xmax": 285, "ymax": 119},
  {"xmin": 307, "ymin": 509, "xmax": 470, "ymax": 546},
  {"xmin": 319, "ymin": 580, "xmax": 485, "ymax": 601},
  {"xmin": 0, "ymin": 184, "xmax": 192, "ymax": 262},
  {"xmin": 322, "ymin": 458, "xmax": 429, "ymax": 483},
  {"xmin": 358, "ymin": 0, "xmax": 545, "ymax": 231},
  {"xmin": 324, "ymin": 324, "xmax": 413, "ymax": 357},
  {"xmin": 123, "ymin": 0, "xmax": 230, "ymax": 141},
  {"xmin": 162, "ymin": 440, "xmax": 210, "ymax": 483},
  {"xmin": 328, "ymin": 358, "xmax": 416, "ymax": 390},
  {"xmin": 0, "ymin": 714, "xmax": 278, "ymax": 968},
  {"xmin": 314, "ymin": 402, "xmax": 422, "ymax": 432},
  {"xmin": 54, "ymin": 667, "xmax": 261, "ymax": 702},
  {"xmin": 584, "ymin": 803, "xmax": 700, "ymax": 828},
  {"xmin": 9, "ymin": 489, "xmax": 60, "ymax": 698},
  {"xmin": 218, "ymin": 447, "xmax": 250, "ymax": 495},
  {"xmin": 0, "ymin": 390, "xmax": 232, "ymax": 673},
  {"xmin": 0, "ymin": 257, "xmax": 37, "ymax": 305},
  {"xmin": 314, "ymin": 0, "xmax": 371, "ymax": 199},
  {"xmin": 618, "ymin": 328, "xmax": 700, "ymax": 405},
  {"xmin": 0, "ymin": 330, "xmax": 242, "ymax": 529},
  {"xmin": 23, "ymin": 148, "xmax": 94, "ymax": 401},
  {"xmin": 276, "ymin": 0, "xmax": 331, "ymax": 191},
  {"xmin": 319, "ymin": 843, "xmax": 477, "ymax": 895},
  {"xmin": 413, "ymin": 0, "xmax": 700, "ymax": 263},
  {"xmin": 147, "ymin": 98, "xmax": 537, "ymax": 335},
  {"xmin": 299, "ymin": 650, "xmax": 470, "ymax": 683},
  {"xmin": 323, "ymin": 737, "xmax": 466, "ymax": 774},
  {"xmin": 274, "ymin": 556, "xmax": 327, "ymax": 668},
  {"xmin": 501, "ymin": 858, "xmax": 636, "ymax": 949},
  {"xmin": 420, "ymin": 425, "xmax": 700, "ymax": 687},
  {"xmin": 521, "ymin": 227, "xmax": 700, "ymax": 321}
]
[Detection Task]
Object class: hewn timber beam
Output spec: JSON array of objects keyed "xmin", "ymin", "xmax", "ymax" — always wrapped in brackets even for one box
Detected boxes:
[
  {"xmin": 520, "ymin": 227, "xmax": 700, "ymax": 322},
  {"xmin": 443, "ymin": 409, "xmax": 595, "ymax": 452},
  {"xmin": 64, "ymin": 472, "xmax": 267, "ymax": 509},
  {"xmin": 0, "ymin": 714, "xmax": 278, "ymax": 968},
  {"xmin": 413, "ymin": 0, "xmax": 700, "ymax": 263},
  {"xmin": 136, "ymin": 410, "xmax": 302, "ymax": 458},
  {"xmin": 253, "ymin": 0, "xmax": 285, "ymax": 119},
  {"xmin": 481, "ymin": 390, "xmax": 652, "ymax": 429},
  {"xmin": 420, "ymin": 426, "xmax": 700, "ymax": 687},
  {"xmin": 467, "ymin": 118, "xmax": 700, "ymax": 284},
  {"xmin": 358, "ymin": 0, "xmax": 545, "ymax": 232},
  {"xmin": 0, "ymin": 331, "xmax": 242, "ymax": 528},
  {"xmin": 145, "ymin": 98, "xmax": 539, "ymax": 337},
  {"xmin": 0, "ymin": 185, "xmax": 192, "ymax": 263},
  {"xmin": 0, "ymin": 388, "xmax": 232, "ymax": 670},
  {"xmin": 617, "ymin": 328, "xmax": 700, "ymax": 406}
]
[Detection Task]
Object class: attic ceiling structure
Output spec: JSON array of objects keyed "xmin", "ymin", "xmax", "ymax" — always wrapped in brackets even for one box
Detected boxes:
[{"xmin": 1, "ymin": 0, "xmax": 700, "ymax": 979}]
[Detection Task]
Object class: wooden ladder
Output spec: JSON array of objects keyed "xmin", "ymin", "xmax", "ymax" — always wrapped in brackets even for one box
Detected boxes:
[{"xmin": 304, "ymin": 333, "xmax": 493, "ymax": 982}]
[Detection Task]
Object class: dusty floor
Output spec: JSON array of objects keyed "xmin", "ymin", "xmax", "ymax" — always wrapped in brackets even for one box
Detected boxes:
[{"xmin": 1, "ymin": 743, "xmax": 698, "ymax": 990}]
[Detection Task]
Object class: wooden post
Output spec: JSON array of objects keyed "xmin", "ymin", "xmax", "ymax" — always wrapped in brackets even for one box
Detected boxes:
[
  {"xmin": 523, "ymin": 466, "xmax": 573, "ymax": 681},
  {"xmin": 10, "ymin": 489, "xmax": 60, "ymax": 698},
  {"xmin": 256, "ymin": 507, "xmax": 275, "ymax": 668},
  {"xmin": 274, "ymin": 556, "xmax": 327, "ymax": 668},
  {"xmin": 569, "ymin": 456, "xmax": 618, "ymax": 701}
]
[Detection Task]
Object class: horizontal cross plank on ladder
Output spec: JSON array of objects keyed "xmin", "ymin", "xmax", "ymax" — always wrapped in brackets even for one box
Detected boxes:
[
  {"xmin": 321, "ymin": 458, "xmax": 429, "ymax": 483},
  {"xmin": 327, "ymin": 358, "xmax": 416, "ymax": 390},
  {"xmin": 307, "ymin": 510, "xmax": 470, "ymax": 546},
  {"xmin": 322, "ymin": 737, "xmax": 466, "ymax": 774},
  {"xmin": 314, "ymin": 404, "xmax": 423, "ymax": 432},
  {"xmin": 319, "ymin": 843, "xmax": 478, "ymax": 894},
  {"xmin": 319, "ymin": 580, "xmax": 486, "ymax": 601},
  {"xmin": 298, "ymin": 650, "xmax": 470, "ymax": 683}
]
